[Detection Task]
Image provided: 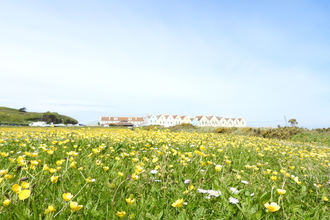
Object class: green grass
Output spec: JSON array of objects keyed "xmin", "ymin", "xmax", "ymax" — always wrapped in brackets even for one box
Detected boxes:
[
  {"xmin": 0, "ymin": 106, "xmax": 77, "ymax": 125},
  {"xmin": 0, "ymin": 127, "xmax": 329, "ymax": 219}
]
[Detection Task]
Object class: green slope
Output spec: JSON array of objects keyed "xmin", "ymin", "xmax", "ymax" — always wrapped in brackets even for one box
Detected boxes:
[{"xmin": 0, "ymin": 107, "xmax": 78, "ymax": 125}]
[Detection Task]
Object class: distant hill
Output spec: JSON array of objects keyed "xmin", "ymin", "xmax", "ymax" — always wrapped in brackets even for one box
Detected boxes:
[{"xmin": 0, "ymin": 107, "xmax": 78, "ymax": 125}]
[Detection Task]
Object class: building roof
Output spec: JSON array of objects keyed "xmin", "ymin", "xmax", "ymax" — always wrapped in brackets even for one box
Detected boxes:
[{"xmin": 100, "ymin": 117, "xmax": 144, "ymax": 122}]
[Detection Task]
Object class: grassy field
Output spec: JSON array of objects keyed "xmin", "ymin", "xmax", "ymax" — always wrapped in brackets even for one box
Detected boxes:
[
  {"xmin": 0, "ymin": 127, "xmax": 329, "ymax": 219},
  {"xmin": 0, "ymin": 107, "xmax": 78, "ymax": 125}
]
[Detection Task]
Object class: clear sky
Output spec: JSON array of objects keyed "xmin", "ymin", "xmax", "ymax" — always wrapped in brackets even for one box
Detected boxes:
[{"xmin": 1, "ymin": 1, "xmax": 330, "ymax": 128}]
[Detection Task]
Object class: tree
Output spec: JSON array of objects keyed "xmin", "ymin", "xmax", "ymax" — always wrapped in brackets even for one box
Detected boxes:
[
  {"xmin": 41, "ymin": 112, "xmax": 57, "ymax": 124},
  {"xmin": 288, "ymin": 119, "xmax": 298, "ymax": 127},
  {"xmin": 19, "ymin": 107, "xmax": 27, "ymax": 112}
]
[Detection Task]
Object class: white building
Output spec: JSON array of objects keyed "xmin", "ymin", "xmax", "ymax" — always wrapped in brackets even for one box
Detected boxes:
[
  {"xmin": 164, "ymin": 115, "xmax": 175, "ymax": 127},
  {"xmin": 100, "ymin": 114, "xmax": 247, "ymax": 128},
  {"xmin": 99, "ymin": 117, "xmax": 144, "ymax": 127}
]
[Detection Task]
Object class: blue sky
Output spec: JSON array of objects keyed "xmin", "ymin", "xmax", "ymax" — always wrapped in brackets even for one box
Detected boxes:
[{"xmin": 1, "ymin": 1, "xmax": 330, "ymax": 128}]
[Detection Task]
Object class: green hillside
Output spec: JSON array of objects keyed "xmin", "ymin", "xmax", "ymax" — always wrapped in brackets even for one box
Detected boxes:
[{"xmin": 0, "ymin": 107, "xmax": 78, "ymax": 125}]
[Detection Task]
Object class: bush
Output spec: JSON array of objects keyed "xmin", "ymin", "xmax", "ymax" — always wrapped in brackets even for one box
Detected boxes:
[
  {"xmin": 215, "ymin": 127, "xmax": 234, "ymax": 134},
  {"xmin": 261, "ymin": 127, "xmax": 302, "ymax": 140},
  {"xmin": 169, "ymin": 123, "xmax": 197, "ymax": 132},
  {"xmin": 141, "ymin": 125, "xmax": 164, "ymax": 131}
]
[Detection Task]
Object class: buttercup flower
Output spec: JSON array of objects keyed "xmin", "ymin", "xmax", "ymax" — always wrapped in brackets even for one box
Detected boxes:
[
  {"xmin": 85, "ymin": 177, "xmax": 95, "ymax": 183},
  {"xmin": 215, "ymin": 165, "xmax": 222, "ymax": 172},
  {"xmin": 323, "ymin": 197, "xmax": 329, "ymax": 202},
  {"xmin": 116, "ymin": 211, "xmax": 126, "ymax": 218},
  {"xmin": 12, "ymin": 184, "xmax": 22, "ymax": 194},
  {"xmin": 51, "ymin": 176, "xmax": 59, "ymax": 183},
  {"xmin": 172, "ymin": 198, "xmax": 184, "ymax": 208},
  {"xmin": 21, "ymin": 182, "xmax": 30, "ymax": 189},
  {"xmin": 18, "ymin": 190, "xmax": 31, "ymax": 200},
  {"xmin": 276, "ymin": 189, "xmax": 286, "ymax": 195},
  {"xmin": 264, "ymin": 202, "xmax": 280, "ymax": 212},
  {"xmin": 70, "ymin": 201, "xmax": 83, "ymax": 211},
  {"xmin": 3, "ymin": 199, "xmax": 11, "ymax": 206},
  {"xmin": 4, "ymin": 174, "xmax": 13, "ymax": 180},
  {"xmin": 48, "ymin": 168, "xmax": 57, "ymax": 173},
  {"xmin": 62, "ymin": 193, "xmax": 73, "ymax": 201},
  {"xmin": 44, "ymin": 205, "xmax": 56, "ymax": 214},
  {"xmin": 126, "ymin": 198, "xmax": 135, "ymax": 205},
  {"xmin": 0, "ymin": 169, "xmax": 8, "ymax": 175},
  {"xmin": 131, "ymin": 173, "xmax": 139, "ymax": 180}
]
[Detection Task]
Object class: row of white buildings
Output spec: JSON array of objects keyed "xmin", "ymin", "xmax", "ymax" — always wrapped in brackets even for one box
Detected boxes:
[{"xmin": 99, "ymin": 114, "xmax": 246, "ymax": 127}]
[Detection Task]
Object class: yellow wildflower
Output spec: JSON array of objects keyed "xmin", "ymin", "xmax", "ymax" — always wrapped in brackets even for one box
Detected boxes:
[
  {"xmin": 126, "ymin": 198, "xmax": 135, "ymax": 205},
  {"xmin": 86, "ymin": 177, "xmax": 95, "ymax": 183},
  {"xmin": 30, "ymin": 160, "xmax": 39, "ymax": 166},
  {"xmin": 132, "ymin": 173, "xmax": 139, "ymax": 180},
  {"xmin": 21, "ymin": 182, "xmax": 30, "ymax": 189},
  {"xmin": 276, "ymin": 189, "xmax": 286, "ymax": 195},
  {"xmin": 48, "ymin": 168, "xmax": 57, "ymax": 173},
  {"xmin": 323, "ymin": 197, "xmax": 329, "ymax": 202},
  {"xmin": 0, "ymin": 169, "xmax": 8, "ymax": 175},
  {"xmin": 4, "ymin": 174, "xmax": 13, "ymax": 180},
  {"xmin": 70, "ymin": 201, "xmax": 83, "ymax": 211},
  {"xmin": 44, "ymin": 205, "xmax": 56, "ymax": 214},
  {"xmin": 172, "ymin": 198, "xmax": 184, "ymax": 208},
  {"xmin": 62, "ymin": 193, "xmax": 73, "ymax": 201},
  {"xmin": 215, "ymin": 165, "xmax": 222, "ymax": 172},
  {"xmin": 18, "ymin": 190, "xmax": 31, "ymax": 200},
  {"xmin": 264, "ymin": 202, "xmax": 280, "ymax": 212},
  {"xmin": 70, "ymin": 162, "xmax": 77, "ymax": 168},
  {"xmin": 56, "ymin": 160, "xmax": 65, "ymax": 166},
  {"xmin": 43, "ymin": 164, "xmax": 49, "ymax": 171},
  {"xmin": 116, "ymin": 211, "xmax": 126, "ymax": 218},
  {"xmin": 118, "ymin": 172, "xmax": 124, "ymax": 177},
  {"xmin": 3, "ymin": 199, "xmax": 11, "ymax": 206},
  {"xmin": 51, "ymin": 176, "xmax": 59, "ymax": 183},
  {"xmin": 12, "ymin": 184, "xmax": 22, "ymax": 194}
]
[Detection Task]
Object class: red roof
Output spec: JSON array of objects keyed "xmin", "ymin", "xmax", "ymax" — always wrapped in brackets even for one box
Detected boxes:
[{"xmin": 100, "ymin": 117, "xmax": 144, "ymax": 122}]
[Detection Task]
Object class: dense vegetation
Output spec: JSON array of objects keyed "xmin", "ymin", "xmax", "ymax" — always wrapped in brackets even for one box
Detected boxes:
[
  {"xmin": 0, "ymin": 127, "xmax": 329, "ymax": 219},
  {"xmin": 214, "ymin": 126, "xmax": 330, "ymax": 146},
  {"xmin": 0, "ymin": 107, "xmax": 78, "ymax": 125},
  {"xmin": 138, "ymin": 124, "xmax": 330, "ymax": 147}
]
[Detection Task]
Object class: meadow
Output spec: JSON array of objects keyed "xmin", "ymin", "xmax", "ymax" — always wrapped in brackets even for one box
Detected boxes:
[{"xmin": 0, "ymin": 127, "xmax": 329, "ymax": 219}]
